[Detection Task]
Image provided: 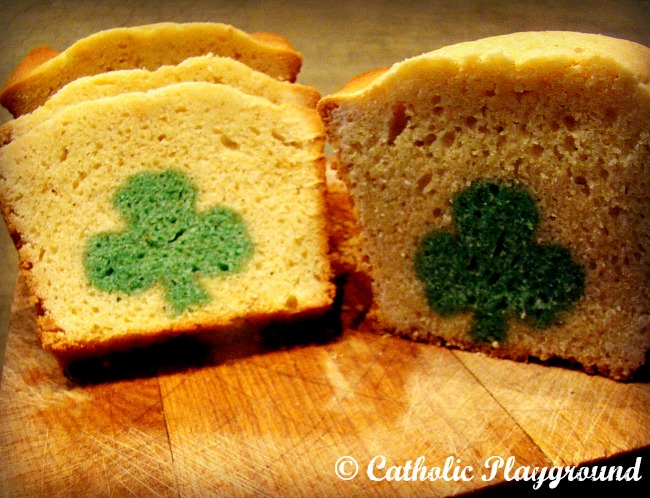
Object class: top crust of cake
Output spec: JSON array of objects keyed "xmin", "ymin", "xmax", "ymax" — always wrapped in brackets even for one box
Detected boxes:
[
  {"xmin": 0, "ymin": 22, "xmax": 303, "ymax": 117},
  {"xmin": 0, "ymin": 54, "xmax": 320, "ymax": 148},
  {"xmin": 320, "ymin": 31, "xmax": 650, "ymax": 106}
]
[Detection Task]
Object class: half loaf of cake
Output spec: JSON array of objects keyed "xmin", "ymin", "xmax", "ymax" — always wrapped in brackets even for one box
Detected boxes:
[
  {"xmin": 318, "ymin": 31, "xmax": 650, "ymax": 380},
  {"xmin": 0, "ymin": 81, "xmax": 335, "ymax": 363}
]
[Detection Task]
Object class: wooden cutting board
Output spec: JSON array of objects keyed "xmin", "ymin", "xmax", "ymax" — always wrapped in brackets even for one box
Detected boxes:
[{"xmin": 0, "ymin": 273, "xmax": 648, "ymax": 497}]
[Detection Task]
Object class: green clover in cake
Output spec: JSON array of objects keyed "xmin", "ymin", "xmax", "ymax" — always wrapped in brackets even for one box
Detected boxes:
[
  {"xmin": 414, "ymin": 179, "xmax": 585, "ymax": 343},
  {"xmin": 84, "ymin": 169, "xmax": 254, "ymax": 315}
]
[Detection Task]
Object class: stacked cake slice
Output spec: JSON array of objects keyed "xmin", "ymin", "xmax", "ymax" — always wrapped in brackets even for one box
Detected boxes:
[
  {"xmin": 0, "ymin": 22, "xmax": 304, "ymax": 117},
  {"xmin": 0, "ymin": 23, "xmax": 335, "ymax": 364}
]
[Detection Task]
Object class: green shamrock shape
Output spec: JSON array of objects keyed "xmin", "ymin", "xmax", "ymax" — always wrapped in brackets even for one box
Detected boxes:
[
  {"xmin": 84, "ymin": 169, "xmax": 254, "ymax": 315},
  {"xmin": 414, "ymin": 179, "xmax": 585, "ymax": 343}
]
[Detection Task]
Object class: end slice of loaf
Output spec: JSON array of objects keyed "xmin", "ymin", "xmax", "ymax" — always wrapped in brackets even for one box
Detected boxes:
[
  {"xmin": 0, "ymin": 81, "xmax": 335, "ymax": 363},
  {"xmin": 318, "ymin": 31, "xmax": 650, "ymax": 380},
  {"xmin": 0, "ymin": 54, "xmax": 320, "ymax": 147},
  {"xmin": 0, "ymin": 22, "xmax": 303, "ymax": 117}
]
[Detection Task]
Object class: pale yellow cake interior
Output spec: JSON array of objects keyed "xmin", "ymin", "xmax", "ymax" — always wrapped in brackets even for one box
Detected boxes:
[
  {"xmin": 319, "ymin": 32, "xmax": 650, "ymax": 379},
  {"xmin": 0, "ymin": 82, "xmax": 334, "ymax": 359}
]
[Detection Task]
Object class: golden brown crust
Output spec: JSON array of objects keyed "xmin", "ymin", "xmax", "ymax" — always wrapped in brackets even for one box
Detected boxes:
[
  {"xmin": 320, "ymin": 31, "xmax": 650, "ymax": 106},
  {"xmin": 336, "ymin": 67, "xmax": 390, "ymax": 94},
  {"xmin": 1, "ymin": 46, "xmax": 59, "ymax": 91},
  {"xmin": 324, "ymin": 158, "xmax": 369, "ymax": 278},
  {"xmin": 42, "ymin": 300, "xmax": 334, "ymax": 366},
  {"xmin": 323, "ymin": 157, "xmax": 374, "ymax": 330},
  {"xmin": 1, "ymin": 54, "xmax": 321, "ymax": 147},
  {"xmin": 0, "ymin": 46, "xmax": 60, "ymax": 118},
  {"xmin": 0, "ymin": 22, "xmax": 304, "ymax": 117},
  {"xmin": 250, "ymin": 32, "xmax": 296, "ymax": 51},
  {"xmin": 0, "ymin": 122, "xmax": 12, "ymax": 148},
  {"xmin": 317, "ymin": 68, "xmax": 389, "ymax": 125}
]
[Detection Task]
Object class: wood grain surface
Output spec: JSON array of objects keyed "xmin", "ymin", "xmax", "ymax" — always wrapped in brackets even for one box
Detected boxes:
[
  {"xmin": 1, "ymin": 275, "xmax": 648, "ymax": 497},
  {"xmin": 1, "ymin": 2, "xmax": 649, "ymax": 497}
]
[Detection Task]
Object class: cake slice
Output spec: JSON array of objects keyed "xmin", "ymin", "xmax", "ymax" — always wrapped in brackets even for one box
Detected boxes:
[
  {"xmin": 0, "ymin": 54, "xmax": 320, "ymax": 146},
  {"xmin": 318, "ymin": 31, "xmax": 650, "ymax": 380},
  {"xmin": 0, "ymin": 81, "xmax": 335, "ymax": 364},
  {"xmin": 0, "ymin": 22, "xmax": 303, "ymax": 117}
]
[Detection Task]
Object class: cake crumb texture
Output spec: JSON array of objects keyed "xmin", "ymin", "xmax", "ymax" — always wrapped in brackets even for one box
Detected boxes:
[
  {"xmin": 0, "ymin": 82, "xmax": 334, "ymax": 362},
  {"xmin": 319, "ymin": 31, "xmax": 650, "ymax": 380}
]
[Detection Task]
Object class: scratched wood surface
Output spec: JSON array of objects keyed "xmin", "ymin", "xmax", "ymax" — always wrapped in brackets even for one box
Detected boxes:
[
  {"xmin": 1, "ymin": 274, "xmax": 648, "ymax": 497},
  {"xmin": 1, "ymin": 2, "xmax": 650, "ymax": 497}
]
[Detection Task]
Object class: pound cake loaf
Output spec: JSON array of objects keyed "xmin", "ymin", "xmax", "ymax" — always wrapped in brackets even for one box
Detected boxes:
[
  {"xmin": 0, "ymin": 81, "xmax": 335, "ymax": 363},
  {"xmin": 0, "ymin": 54, "xmax": 320, "ymax": 147},
  {"xmin": 318, "ymin": 31, "xmax": 650, "ymax": 380},
  {"xmin": 0, "ymin": 22, "xmax": 303, "ymax": 117}
]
